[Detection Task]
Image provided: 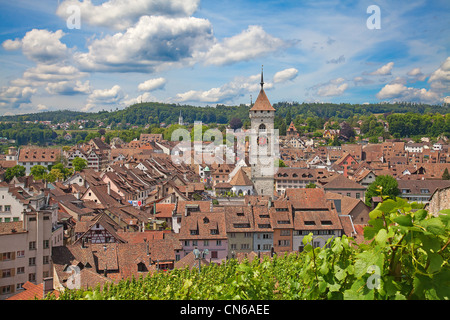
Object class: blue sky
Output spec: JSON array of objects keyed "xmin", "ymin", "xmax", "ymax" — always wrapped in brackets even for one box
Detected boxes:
[{"xmin": 0, "ymin": 0, "xmax": 448, "ymax": 115}]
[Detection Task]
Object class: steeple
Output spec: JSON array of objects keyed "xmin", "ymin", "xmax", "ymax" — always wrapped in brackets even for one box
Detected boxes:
[
  {"xmin": 250, "ymin": 65, "xmax": 275, "ymax": 112},
  {"xmin": 178, "ymin": 110, "xmax": 183, "ymax": 126},
  {"xmin": 260, "ymin": 65, "xmax": 264, "ymax": 89}
]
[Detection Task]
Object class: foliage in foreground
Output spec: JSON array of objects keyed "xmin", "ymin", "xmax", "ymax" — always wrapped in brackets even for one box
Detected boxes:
[{"xmin": 49, "ymin": 197, "xmax": 449, "ymax": 300}]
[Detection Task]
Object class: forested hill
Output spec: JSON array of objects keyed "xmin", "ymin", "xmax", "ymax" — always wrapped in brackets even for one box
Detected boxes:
[{"xmin": 1, "ymin": 101, "xmax": 448, "ymax": 126}]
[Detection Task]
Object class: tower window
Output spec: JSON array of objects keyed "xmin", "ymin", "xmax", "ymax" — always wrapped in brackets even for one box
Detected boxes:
[{"xmin": 259, "ymin": 124, "xmax": 266, "ymax": 132}]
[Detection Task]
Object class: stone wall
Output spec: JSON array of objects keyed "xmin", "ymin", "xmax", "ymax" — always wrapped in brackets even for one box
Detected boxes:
[{"xmin": 426, "ymin": 186, "xmax": 450, "ymax": 216}]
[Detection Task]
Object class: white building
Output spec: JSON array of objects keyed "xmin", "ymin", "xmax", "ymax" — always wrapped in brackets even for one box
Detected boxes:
[
  {"xmin": 0, "ymin": 193, "xmax": 56, "ymax": 299},
  {"xmin": 17, "ymin": 148, "xmax": 61, "ymax": 175},
  {"xmin": 405, "ymin": 143, "xmax": 424, "ymax": 153}
]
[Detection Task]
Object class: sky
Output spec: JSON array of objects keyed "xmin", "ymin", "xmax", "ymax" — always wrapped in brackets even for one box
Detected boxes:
[{"xmin": 0, "ymin": 0, "xmax": 449, "ymax": 116}]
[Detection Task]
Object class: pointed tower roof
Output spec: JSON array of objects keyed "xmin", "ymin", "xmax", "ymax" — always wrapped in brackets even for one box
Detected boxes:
[
  {"xmin": 250, "ymin": 66, "xmax": 275, "ymax": 112},
  {"xmin": 288, "ymin": 121, "xmax": 297, "ymax": 132},
  {"xmin": 229, "ymin": 167, "xmax": 253, "ymax": 186}
]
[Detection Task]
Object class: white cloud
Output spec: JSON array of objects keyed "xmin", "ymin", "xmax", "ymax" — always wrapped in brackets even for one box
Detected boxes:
[
  {"xmin": 0, "ymin": 86, "xmax": 37, "ymax": 109},
  {"xmin": 20, "ymin": 64, "xmax": 86, "ymax": 84},
  {"xmin": 124, "ymin": 92, "xmax": 158, "ymax": 106},
  {"xmin": 376, "ymin": 57, "xmax": 450, "ymax": 104},
  {"xmin": 273, "ymin": 68, "xmax": 298, "ymax": 83},
  {"xmin": 200, "ymin": 25, "xmax": 287, "ymax": 66},
  {"xmin": 428, "ymin": 57, "xmax": 450, "ymax": 84},
  {"xmin": 2, "ymin": 38, "xmax": 22, "ymax": 51},
  {"xmin": 174, "ymin": 73, "xmax": 273, "ymax": 104},
  {"xmin": 407, "ymin": 67, "xmax": 426, "ymax": 82},
  {"xmin": 56, "ymin": 0, "xmax": 200, "ymax": 30},
  {"xmin": 75, "ymin": 15, "xmax": 213, "ymax": 72},
  {"xmin": 138, "ymin": 77, "xmax": 166, "ymax": 92},
  {"xmin": 326, "ymin": 55, "xmax": 345, "ymax": 64},
  {"xmin": 37, "ymin": 104, "xmax": 48, "ymax": 111},
  {"xmin": 312, "ymin": 77, "xmax": 349, "ymax": 97},
  {"xmin": 352, "ymin": 76, "xmax": 373, "ymax": 86},
  {"xmin": 5, "ymin": 29, "xmax": 69, "ymax": 64},
  {"xmin": 83, "ymin": 85, "xmax": 125, "ymax": 111},
  {"xmin": 376, "ymin": 83, "xmax": 441, "ymax": 103},
  {"xmin": 7, "ymin": 63, "xmax": 88, "ymax": 92},
  {"xmin": 376, "ymin": 83, "xmax": 406, "ymax": 99},
  {"xmin": 45, "ymin": 80, "xmax": 91, "ymax": 95},
  {"xmin": 369, "ymin": 62, "xmax": 394, "ymax": 76}
]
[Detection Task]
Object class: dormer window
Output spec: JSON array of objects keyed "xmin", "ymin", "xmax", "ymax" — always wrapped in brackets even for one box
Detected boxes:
[{"xmin": 137, "ymin": 262, "xmax": 147, "ymax": 272}]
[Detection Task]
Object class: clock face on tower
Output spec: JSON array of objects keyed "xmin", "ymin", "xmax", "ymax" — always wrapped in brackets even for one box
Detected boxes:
[{"xmin": 258, "ymin": 135, "xmax": 268, "ymax": 146}]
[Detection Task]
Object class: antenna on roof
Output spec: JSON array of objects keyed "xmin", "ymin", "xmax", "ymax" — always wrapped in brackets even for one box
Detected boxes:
[{"xmin": 260, "ymin": 65, "xmax": 264, "ymax": 89}]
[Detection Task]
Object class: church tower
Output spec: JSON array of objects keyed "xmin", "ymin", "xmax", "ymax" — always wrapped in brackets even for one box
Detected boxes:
[
  {"xmin": 178, "ymin": 110, "xmax": 184, "ymax": 126},
  {"xmin": 249, "ymin": 66, "xmax": 276, "ymax": 197}
]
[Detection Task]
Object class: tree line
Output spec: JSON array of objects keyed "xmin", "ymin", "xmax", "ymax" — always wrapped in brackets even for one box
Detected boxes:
[{"xmin": 0, "ymin": 102, "xmax": 448, "ymax": 150}]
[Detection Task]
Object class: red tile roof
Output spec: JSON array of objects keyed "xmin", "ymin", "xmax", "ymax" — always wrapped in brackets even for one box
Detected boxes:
[
  {"xmin": 6, "ymin": 281, "xmax": 59, "ymax": 300},
  {"xmin": 249, "ymin": 89, "xmax": 275, "ymax": 111},
  {"xmin": 18, "ymin": 147, "xmax": 61, "ymax": 163},
  {"xmin": 229, "ymin": 167, "xmax": 253, "ymax": 186},
  {"xmin": 155, "ymin": 203, "xmax": 176, "ymax": 218}
]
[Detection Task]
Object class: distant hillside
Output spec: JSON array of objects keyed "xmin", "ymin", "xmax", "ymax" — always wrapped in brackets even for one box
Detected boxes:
[{"xmin": 1, "ymin": 101, "xmax": 448, "ymax": 126}]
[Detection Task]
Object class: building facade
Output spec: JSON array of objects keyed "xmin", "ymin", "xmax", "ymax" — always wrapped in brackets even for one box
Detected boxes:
[
  {"xmin": 250, "ymin": 68, "xmax": 276, "ymax": 198},
  {"xmin": 0, "ymin": 206, "xmax": 53, "ymax": 300}
]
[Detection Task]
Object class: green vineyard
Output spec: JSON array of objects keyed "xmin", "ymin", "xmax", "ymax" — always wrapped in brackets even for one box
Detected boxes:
[{"xmin": 49, "ymin": 198, "xmax": 450, "ymax": 300}]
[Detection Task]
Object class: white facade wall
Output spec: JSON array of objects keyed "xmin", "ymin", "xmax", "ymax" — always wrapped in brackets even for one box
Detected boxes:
[
  {"xmin": 0, "ymin": 187, "xmax": 27, "ymax": 223},
  {"xmin": 0, "ymin": 211, "xmax": 53, "ymax": 300},
  {"xmin": 253, "ymin": 232, "xmax": 273, "ymax": 252}
]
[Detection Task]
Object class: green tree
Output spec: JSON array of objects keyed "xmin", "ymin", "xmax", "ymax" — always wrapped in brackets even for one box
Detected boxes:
[
  {"xmin": 365, "ymin": 175, "xmax": 400, "ymax": 206},
  {"xmin": 45, "ymin": 169, "xmax": 64, "ymax": 183},
  {"xmin": 285, "ymin": 110, "xmax": 292, "ymax": 126},
  {"xmin": 442, "ymin": 168, "xmax": 450, "ymax": 180},
  {"xmin": 51, "ymin": 163, "xmax": 73, "ymax": 180},
  {"xmin": 30, "ymin": 165, "xmax": 47, "ymax": 180},
  {"xmin": 330, "ymin": 136, "xmax": 341, "ymax": 146},
  {"xmin": 72, "ymin": 157, "xmax": 88, "ymax": 172},
  {"xmin": 229, "ymin": 117, "xmax": 243, "ymax": 130},
  {"xmin": 4, "ymin": 165, "xmax": 26, "ymax": 182},
  {"xmin": 305, "ymin": 182, "xmax": 316, "ymax": 188},
  {"xmin": 277, "ymin": 159, "xmax": 287, "ymax": 167}
]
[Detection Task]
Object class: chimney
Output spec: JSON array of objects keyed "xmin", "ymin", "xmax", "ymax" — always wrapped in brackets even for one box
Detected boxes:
[
  {"xmin": 144, "ymin": 238, "xmax": 149, "ymax": 256},
  {"xmin": 107, "ymin": 182, "xmax": 111, "ymax": 195},
  {"xmin": 43, "ymin": 277, "xmax": 53, "ymax": 297}
]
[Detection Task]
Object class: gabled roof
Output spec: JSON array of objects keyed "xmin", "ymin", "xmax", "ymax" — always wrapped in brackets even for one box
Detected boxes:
[
  {"xmin": 179, "ymin": 211, "xmax": 227, "ymax": 240},
  {"xmin": 283, "ymin": 188, "xmax": 330, "ymax": 210},
  {"xmin": 322, "ymin": 174, "xmax": 366, "ymax": 190},
  {"xmin": 249, "ymin": 89, "xmax": 275, "ymax": 111},
  {"xmin": 73, "ymin": 212, "xmax": 126, "ymax": 244},
  {"xmin": 174, "ymin": 251, "xmax": 210, "ymax": 270},
  {"xmin": 6, "ymin": 281, "xmax": 59, "ymax": 300},
  {"xmin": 224, "ymin": 206, "xmax": 254, "ymax": 232},
  {"xmin": 154, "ymin": 203, "xmax": 176, "ymax": 218},
  {"xmin": 18, "ymin": 147, "xmax": 61, "ymax": 163},
  {"xmin": 229, "ymin": 167, "xmax": 253, "ymax": 186}
]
